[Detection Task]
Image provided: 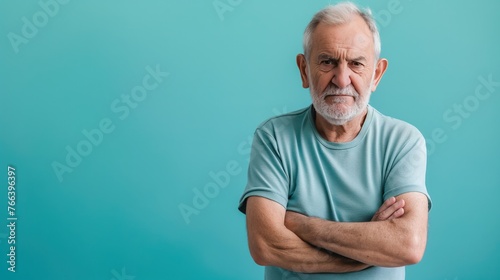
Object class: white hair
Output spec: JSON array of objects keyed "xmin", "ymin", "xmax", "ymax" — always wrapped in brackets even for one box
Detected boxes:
[{"xmin": 303, "ymin": 2, "xmax": 381, "ymax": 61}]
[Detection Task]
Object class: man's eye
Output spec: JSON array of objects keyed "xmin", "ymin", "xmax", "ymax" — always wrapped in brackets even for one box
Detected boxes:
[
  {"xmin": 321, "ymin": 60, "xmax": 333, "ymax": 65},
  {"xmin": 351, "ymin": 61, "xmax": 364, "ymax": 67}
]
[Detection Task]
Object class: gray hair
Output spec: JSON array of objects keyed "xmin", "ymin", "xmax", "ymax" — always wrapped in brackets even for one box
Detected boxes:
[{"xmin": 303, "ymin": 2, "xmax": 381, "ymax": 61}]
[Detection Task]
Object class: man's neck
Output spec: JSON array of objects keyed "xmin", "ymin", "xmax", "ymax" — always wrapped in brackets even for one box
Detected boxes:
[{"xmin": 314, "ymin": 107, "xmax": 368, "ymax": 143}]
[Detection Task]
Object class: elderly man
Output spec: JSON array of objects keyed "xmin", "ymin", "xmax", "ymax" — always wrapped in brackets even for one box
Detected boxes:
[{"xmin": 238, "ymin": 2, "xmax": 431, "ymax": 279}]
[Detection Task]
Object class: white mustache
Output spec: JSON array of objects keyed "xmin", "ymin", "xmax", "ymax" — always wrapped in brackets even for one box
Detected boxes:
[{"xmin": 322, "ymin": 85, "xmax": 359, "ymax": 98}]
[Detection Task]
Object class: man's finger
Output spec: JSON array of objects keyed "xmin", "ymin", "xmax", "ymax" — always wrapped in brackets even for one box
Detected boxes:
[
  {"xmin": 371, "ymin": 197, "xmax": 396, "ymax": 221},
  {"xmin": 381, "ymin": 199, "xmax": 405, "ymax": 220},
  {"xmin": 373, "ymin": 199, "xmax": 405, "ymax": 221},
  {"xmin": 387, "ymin": 207, "xmax": 405, "ymax": 220},
  {"xmin": 379, "ymin": 197, "xmax": 396, "ymax": 212}
]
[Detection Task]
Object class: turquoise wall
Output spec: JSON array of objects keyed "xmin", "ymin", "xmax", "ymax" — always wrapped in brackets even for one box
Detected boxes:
[{"xmin": 1, "ymin": 0, "xmax": 499, "ymax": 279}]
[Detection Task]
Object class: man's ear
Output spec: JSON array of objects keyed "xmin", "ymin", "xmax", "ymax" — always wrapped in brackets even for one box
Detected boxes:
[
  {"xmin": 371, "ymin": 58, "xmax": 388, "ymax": 92},
  {"xmin": 296, "ymin": 54, "xmax": 310, "ymax": 88}
]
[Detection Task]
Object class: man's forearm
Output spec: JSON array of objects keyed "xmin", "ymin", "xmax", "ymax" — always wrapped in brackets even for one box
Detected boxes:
[
  {"xmin": 253, "ymin": 229, "xmax": 370, "ymax": 273},
  {"xmin": 297, "ymin": 217, "xmax": 414, "ymax": 267},
  {"xmin": 285, "ymin": 193, "xmax": 428, "ymax": 267}
]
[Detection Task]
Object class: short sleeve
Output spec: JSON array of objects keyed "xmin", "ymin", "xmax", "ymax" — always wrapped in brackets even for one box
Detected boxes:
[
  {"xmin": 238, "ymin": 128, "xmax": 290, "ymax": 214},
  {"xmin": 383, "ymin": 130, "xmax": 432, "ymax": 210}
]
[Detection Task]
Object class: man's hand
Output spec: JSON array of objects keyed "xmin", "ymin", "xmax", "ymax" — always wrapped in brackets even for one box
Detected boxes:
[
  {"xmin": 285, "ymin": 196, "xmax": 406, "ymax": 232},
  {"xmin": 371, "ymin": 197, "xmax": 405, "ymax": 221}
]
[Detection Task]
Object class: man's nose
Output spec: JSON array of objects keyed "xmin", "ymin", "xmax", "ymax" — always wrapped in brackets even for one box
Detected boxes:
[{"xmin": 331, "ymin": 64, "xmax": 352, "ymax": 89}]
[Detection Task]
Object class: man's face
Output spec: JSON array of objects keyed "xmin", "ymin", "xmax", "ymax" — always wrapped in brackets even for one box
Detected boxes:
[{"xmin": 298, "ymin": 15, "xmax": 387, "ymax": 125}]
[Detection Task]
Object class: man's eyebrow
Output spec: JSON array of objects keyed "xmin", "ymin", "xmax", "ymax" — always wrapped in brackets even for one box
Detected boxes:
[
  {"xmin": 316, "ymin": 54, "xmax": 367, "ymax": 62},
  {"xmin": 317, "ymin": 53, "xmax": 337, "ymax": 60},
  {"xmin": 349, "ymin": 56, "xmax": 367, "ymax": 62}
]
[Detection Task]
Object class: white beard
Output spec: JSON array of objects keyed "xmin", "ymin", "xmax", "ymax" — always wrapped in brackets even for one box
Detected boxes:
[{"xmin": 309, "ymin": 76, "xmax": 374, "ymax": 125}]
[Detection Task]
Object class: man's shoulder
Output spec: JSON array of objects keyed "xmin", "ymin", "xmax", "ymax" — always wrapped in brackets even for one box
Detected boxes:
[
  {"xmin": 370, "ymin": 106, "xmax": 424, "ymax": 142},
  {"xmin": 255, "ymin": 105, "xmax": 311, "ymax": 135}
]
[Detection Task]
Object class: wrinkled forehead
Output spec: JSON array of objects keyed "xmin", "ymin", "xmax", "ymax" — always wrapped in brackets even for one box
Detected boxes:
[{"xmin": 310, "ymin": 16, "xmax": 375, "ymax": 59}]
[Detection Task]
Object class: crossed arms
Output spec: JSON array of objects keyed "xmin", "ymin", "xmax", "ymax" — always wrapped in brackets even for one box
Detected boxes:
[{"xmin": 245, "ymin": 192, "xmax": 428, "ymax": 273}]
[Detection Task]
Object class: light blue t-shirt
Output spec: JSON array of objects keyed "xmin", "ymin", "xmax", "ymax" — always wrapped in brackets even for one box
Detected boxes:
[{"xmin": 238, "ymin": 105, "xmax": 431, "ymax": 280}]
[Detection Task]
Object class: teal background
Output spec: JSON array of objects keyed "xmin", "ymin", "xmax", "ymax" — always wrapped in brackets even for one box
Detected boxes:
[{"xmin": 1, "ymin": 0, "xmax": 499, "ymax": 279}]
